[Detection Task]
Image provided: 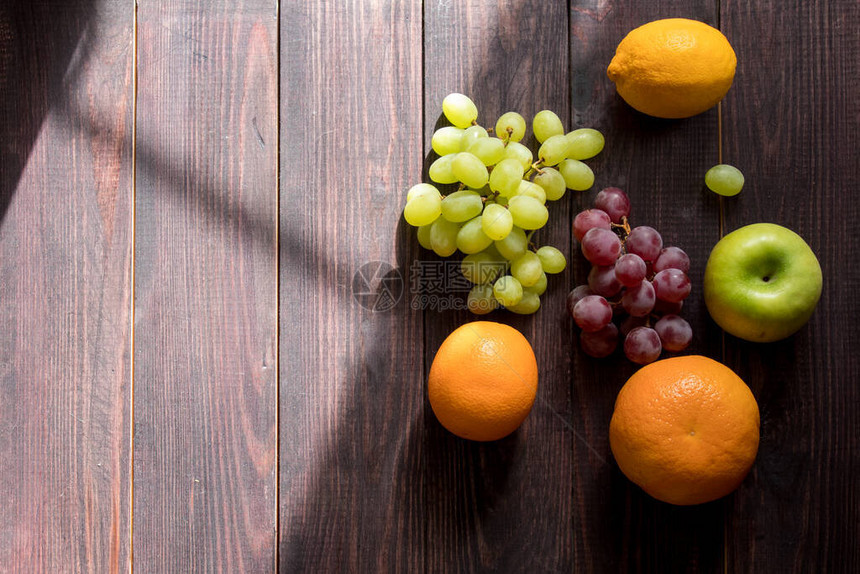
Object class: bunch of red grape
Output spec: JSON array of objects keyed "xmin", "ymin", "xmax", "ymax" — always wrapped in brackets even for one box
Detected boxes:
[{"xmin": 567, "ymin": 188, "xmax": 693, "ymax": 364}]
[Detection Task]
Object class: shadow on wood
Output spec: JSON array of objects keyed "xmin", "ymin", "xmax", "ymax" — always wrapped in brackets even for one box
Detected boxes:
[
  {"xmin": 280, "ymin": 211, "xmax": 427, "ymax": 571},
  {"xmin": 0, "ymin": 0, "xmax": 96, "ymax": 227}
]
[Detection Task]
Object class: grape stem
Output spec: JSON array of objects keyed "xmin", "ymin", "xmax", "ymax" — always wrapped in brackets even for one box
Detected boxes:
[
  {"xmin": 524, "ymin": 160, "xmax": 544, "ymax": 180},
  {"xmin": 481, "ymin": 191, "xmax": 500, "ymax": 204},
  {"xmin": 611, "ymin": 216, "xmax": 632, "ymax": 245},
  {"xmin": 526, "ymin": 230, "xmax": 538, "ymax": 251}
]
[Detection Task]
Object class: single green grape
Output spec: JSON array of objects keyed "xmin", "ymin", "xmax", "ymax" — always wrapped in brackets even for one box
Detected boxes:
[
  {"xmin": 536, "ymin": 245, "xmax": 566, "ymax": 274},
  {"xmin": 506, "ymin": 290, "xmax": 541, "ymax": 315},
  {"xmin": 538, "ymin": 134, "xmax": 570, "ymax": 166},
  {"xmin": 481, "ymin": 203, "xmax": 514, "ymax": 241},
  {"xmin": 461, "ymin": 251, "xmax": 505, "ymax": 284},
  {"xmin": 431, "ymin": 126, "xmax": 465, "ymax": 156},
  {"xmin": 467, "ymin": 137, "xmax": 506, "ymax": 166},
  {"xmin": 566, "ymin": 128, "xmax": 605, "ymax": 160},
  {"xmin": 460, "ymin": 125, "xmax": 488, "ymax": 151},
  {"xmin": 532, "ymin": 110, "xmax": 564, "ymax": 143},
  {"xmin": 467, "ymin": 284, "xmax": 499, "ymax": 315},
  {"xmin": 508, "ymin": 195, "xmax": 549, "ymax": 230},
  {"xmin": 558, "ymin": 158, "xmax": 594, "ymax": 191},
  {"xmin": 532, "ymin": 167, "xmax": 566, "ymax": 201},
  {"xmin": 705, "ymin": 164, "xmax": 745, "ymax": 196},
  {"xmin": 451, "ymin": 152, "xmax": 489, "ymax": 189},
  {"xmin": 429, "ymin": 154, "xmax": 458, "ymax": 185},
  {"xmin": 495, "ymin": 226, "xmax": 528, "ymax": 260},
  {"xmin": 504, "ymin": 141, "xmax": 534, "ymax": 172},
  {"xmin": 416, "ymin": 224, "xmax": 434, "ymax": 250},
  {"xmin": 456, "ymin": 216, "xmax": 494, "ymax": 254},
  {"xmin": 495, "ymin": 111, "xmax": 526, "ymax": 143},
  {"xmin": 429, "ymin": 216, "xmax": 461, "ymax": 257},
  {"xmin": 482, "ymin": 242, "xmax": 505, "ymax": 261},
  {"xmin": 515, "ymin": 180, "xmax": 546, "ymax": 204},
  {"xmin": 442, "ymin": 93, "xmax": 478, "ymax": 129},
  {"xmin": 510, "ymin": 251, "xmax": 543, "ymax": 287},
  {"xmin": 493, "ymin": 275, "xmax": 524, "ymax": 307},
  {"xmin": 404, "ymin": 193, "xmax": 442, "ymax": 226},
  {"xmin": 489, "ymin": 158, "xmax": 524, "ymax": 197},
  {"xmin": 406, "ymin": 183, "xmax": 441, "ymax": 203},
  {"xmin": 524, "ymin": 272, "xmax": 548, "ymax": 296},
  {"xmin": 441, "ymin": 190, "xmax": 483, "ymax": 222}
]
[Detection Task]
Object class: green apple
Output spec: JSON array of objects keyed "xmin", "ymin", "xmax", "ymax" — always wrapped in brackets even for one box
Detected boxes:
[{"xmin": 704, "ymin": 223, "xmax": 822, "ymax": 342}]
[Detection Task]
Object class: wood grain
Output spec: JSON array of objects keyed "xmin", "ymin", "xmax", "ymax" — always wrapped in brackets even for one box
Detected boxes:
[
  {"xmin": 422, "ymin": 1, "xmax": 574, "ymax": 571},
  {"xmin": 0, "ymin": 0, "xmax": 133, "ymax": 571},
  {"xmin": 278, "ymin": 1, "xmax": 424, "ymax": 571},
  {"xmin": 720, "ymin": 1, "xmax": 860, "ymax": 571},
  {"xmin": 133, "ymin": 1, "xmax": 278, "ymax": 571},
  {"xmin": 569, "ymin": 2, "xmax": 725, "ymax": 572},
  {"xmin": 0, "ymin": 1, "xmax": 855, "ymax": 571}
]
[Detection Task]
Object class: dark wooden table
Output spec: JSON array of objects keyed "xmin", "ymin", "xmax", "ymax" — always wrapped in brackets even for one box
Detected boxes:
[{"xmin": 1, "ymin": 0, "xmax": 857, "ymax": 572}]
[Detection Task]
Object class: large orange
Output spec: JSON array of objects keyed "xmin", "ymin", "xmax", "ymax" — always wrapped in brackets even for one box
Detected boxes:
[
  {"xmin": 609, "ymin": 355, "xmax": 759, "ymax": 505},
  {"xmin": 428, "ymin": 321, "xmax": 538, "ymax": 441}
]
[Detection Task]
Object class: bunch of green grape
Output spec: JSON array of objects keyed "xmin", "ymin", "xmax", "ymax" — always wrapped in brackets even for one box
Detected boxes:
[{"xmin": 403, "ymin": 93, "xmax": 605, "ymax": 315}]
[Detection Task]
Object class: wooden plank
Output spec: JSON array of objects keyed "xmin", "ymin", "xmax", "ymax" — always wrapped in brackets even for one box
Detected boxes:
[
  {"xmin": 133, "ymin": 1, "xmax": 278, "ymax": 571},
  {"xmin": 720, "ymin": 1, "xmax": 860, "ymax": 571},
  {"xmin": 0, "ymin": 1, "xmax": 133, "ymax": 571},
  {"xmin": 278, "ymin": 1, "xmax": 424, "ymax": 571},
  {"xmin": 569, "ymin": 2, "xmax": 725, "ymax": 572},
  {"xmin": 422, "ymin": 1, "xmax": 574, "ymax": 570}
]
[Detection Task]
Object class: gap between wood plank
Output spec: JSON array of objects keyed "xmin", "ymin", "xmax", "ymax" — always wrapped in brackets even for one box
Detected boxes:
[
  {"xmin": 275, "ymin": 0, "xmax": 281, "ymax": 571},
  {"xmin": 717, "ymin": 3, "xmax": 729, "ymax": 573},
  {"xmin": 420, "ymin": 3, "xmax": 428, "ymax": 567},
  {"xmin": 130, "ymin": 1, "xmax": 139, "ymax": 572}
]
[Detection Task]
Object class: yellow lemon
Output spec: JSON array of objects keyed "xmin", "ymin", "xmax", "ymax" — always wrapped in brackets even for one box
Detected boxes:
[{"xmin": 607, "ymin": 18, "xmax": 737, "ymax": 119}]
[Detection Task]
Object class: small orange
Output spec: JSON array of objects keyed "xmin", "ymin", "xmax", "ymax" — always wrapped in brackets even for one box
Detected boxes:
[
  {"xmin": 609, "ymin": 355, "xmax": 759, "ymax": 505},
  {"xmin": 607, "ymin": 18, "xmax": 737, "ymax": 118},
  {"xmin": 428, "ymin": 321, "xmax": 538, "ymax": 441}
]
